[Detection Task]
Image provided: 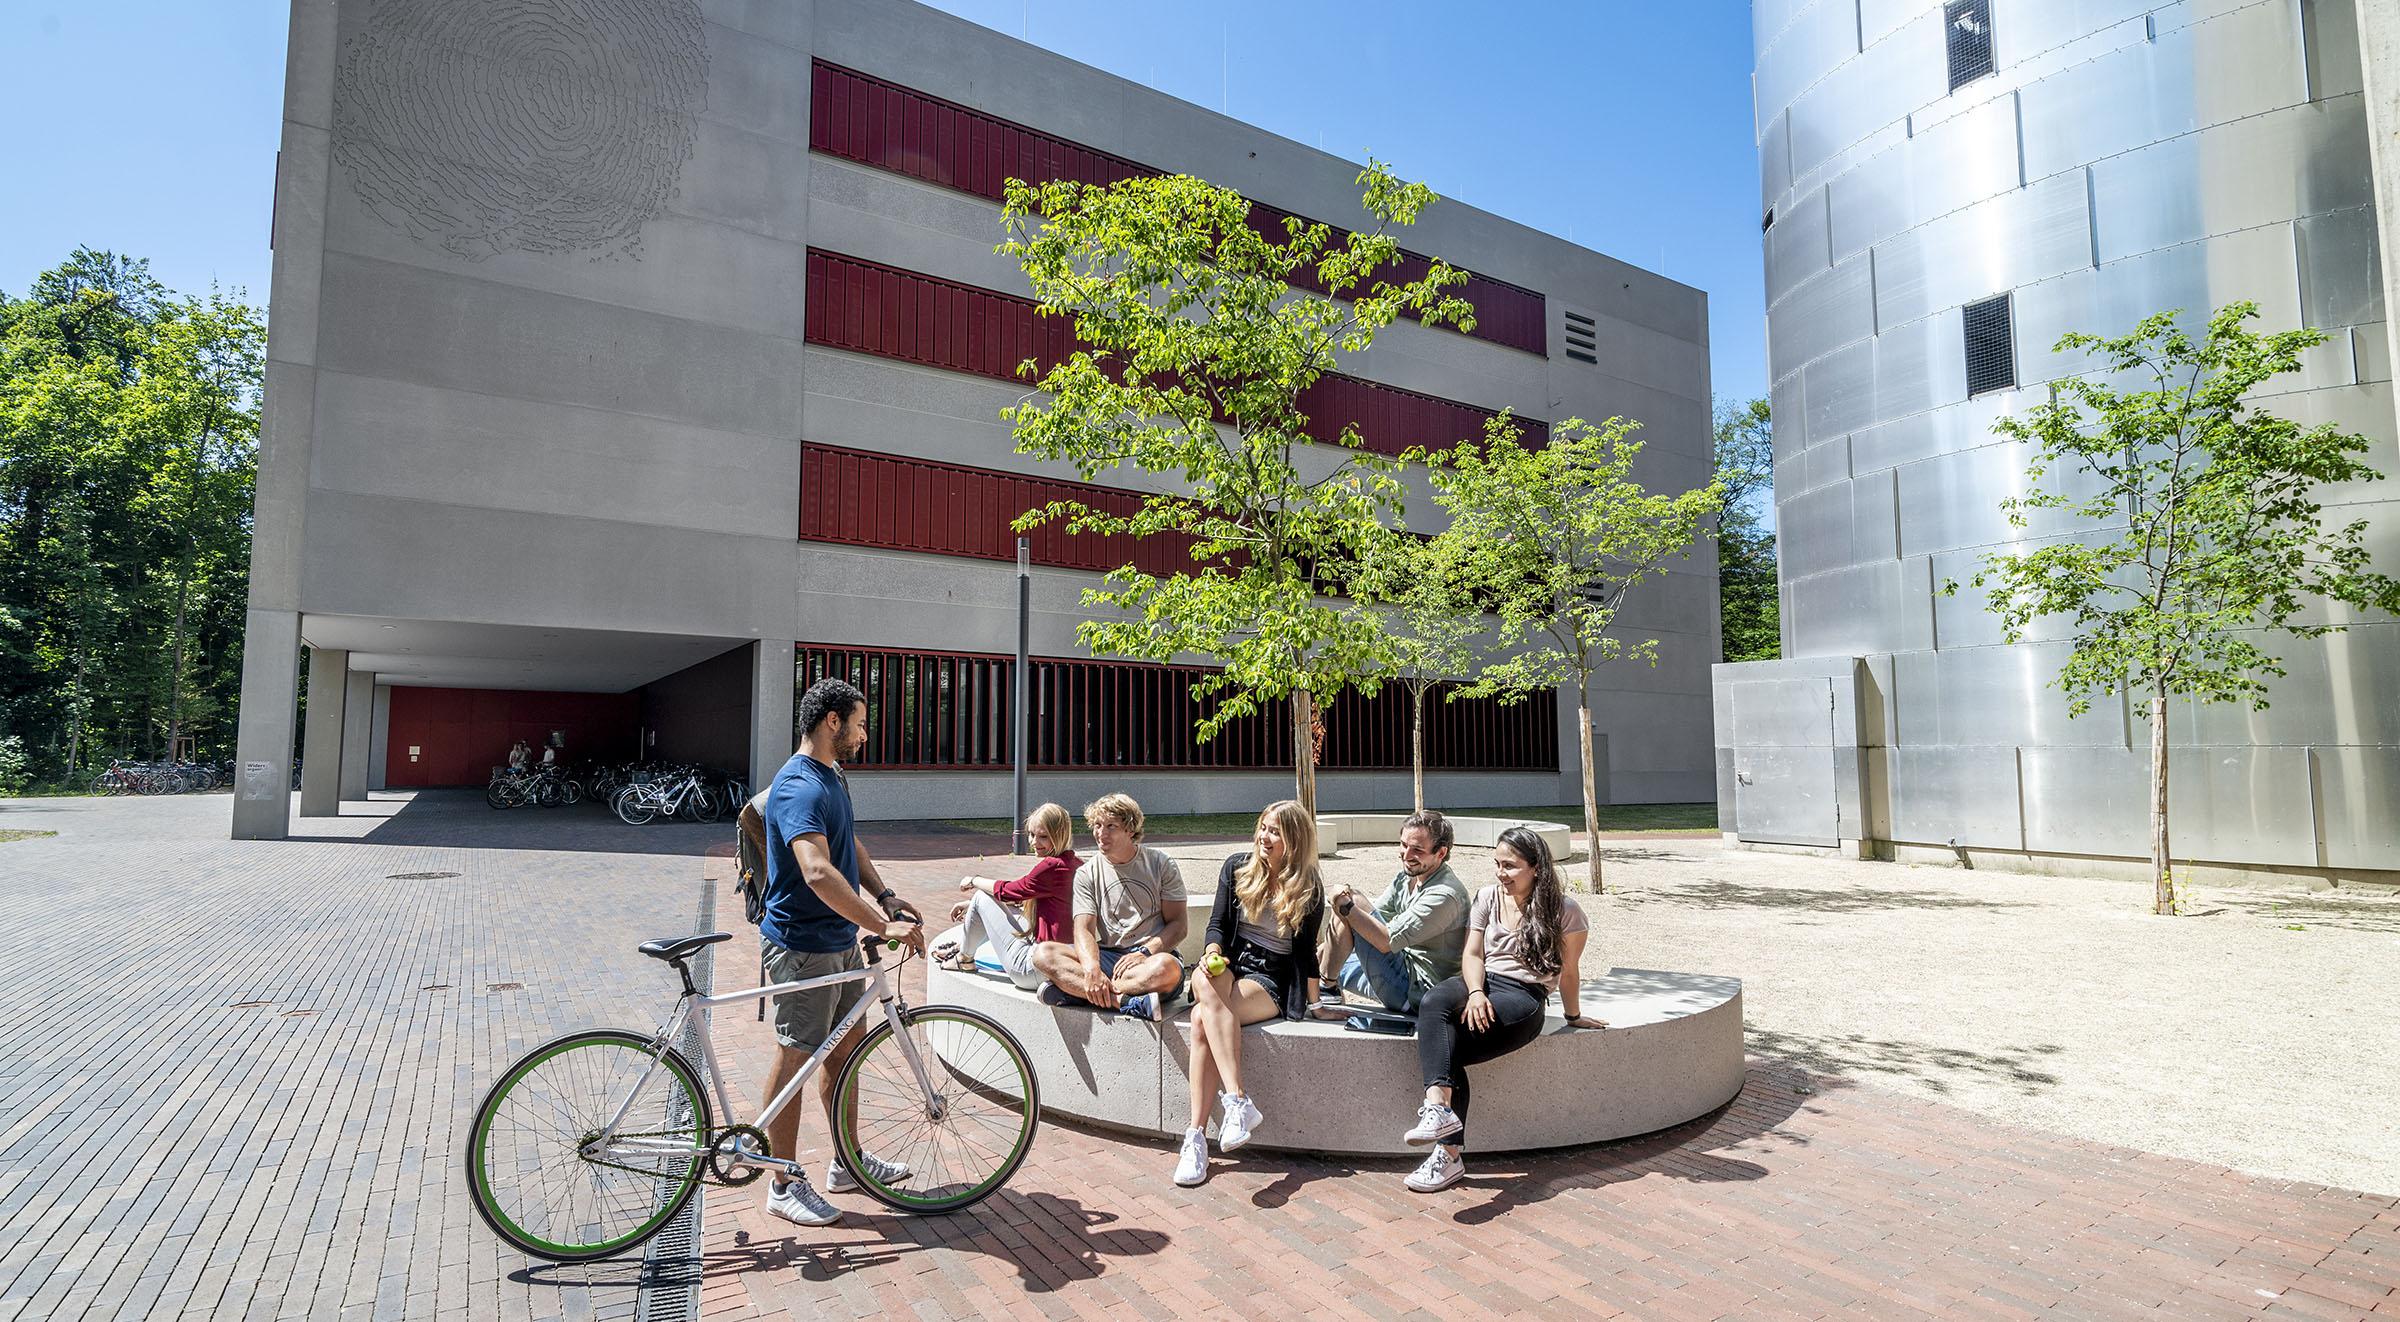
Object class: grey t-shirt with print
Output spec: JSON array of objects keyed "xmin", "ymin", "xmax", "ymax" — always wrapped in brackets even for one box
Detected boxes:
[{"xmin": 1071, "ymin": 844, "xmax": 1187, "ymax": 949}]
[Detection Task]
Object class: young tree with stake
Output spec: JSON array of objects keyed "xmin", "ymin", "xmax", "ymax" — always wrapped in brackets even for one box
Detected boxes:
[
  {"xmin": 1427, "ymin": 416, "xmax": 1725, "ymax": 890},
  {"xmin": 1955, "ymin": 303, "xmax": 2400, "ymax": 915},
  {"xmin": 998, "ymin": 162, "xmax": 1475, "ymax": 820}
]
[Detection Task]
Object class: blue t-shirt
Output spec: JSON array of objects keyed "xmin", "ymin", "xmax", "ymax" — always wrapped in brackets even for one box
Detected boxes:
[{"xmin": 761, "ymin": 751, "xmax": 862, "ymax": 954}]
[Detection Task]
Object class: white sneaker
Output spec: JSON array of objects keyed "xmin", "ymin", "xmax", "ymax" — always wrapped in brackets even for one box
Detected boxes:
[
  {"xmin": 826, "ymin": 1150, "xmax": 912, "ymax": 1193},
  {"xmin": 1404, "ymin": 1101, "xmax": 1462, "ymax": 1145},
  {"xmin": 1405, "ymin": 1146, "xmax": 1465, "ymax": 1192},
  {"xmin": 1173, "ymin": 1127, "xmax": 1209, "ymax": 1186},
  {"xmin": 1216, "ymin": 1091, "xmax": 1264, "ymax": 1152},
  {"xmin": 763, "ymin": 1175, "xmax": 841, "ymax": 1226}
]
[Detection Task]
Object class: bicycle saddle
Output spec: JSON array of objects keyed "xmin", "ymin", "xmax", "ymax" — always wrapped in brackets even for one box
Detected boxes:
[{"xmin": 636, "ymin": 932, "xmax": 732, "ymax": 962}]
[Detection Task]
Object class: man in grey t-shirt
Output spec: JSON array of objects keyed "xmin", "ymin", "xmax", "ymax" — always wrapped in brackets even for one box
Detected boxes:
[{"xmin": 1028, "ymin": 793, "xmax": 1187, "ymax": 1019}]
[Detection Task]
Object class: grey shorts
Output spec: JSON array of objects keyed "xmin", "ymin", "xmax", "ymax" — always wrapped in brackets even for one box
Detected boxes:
[{"xmin": 764, "ymin": 941, "xmax": 865, "ymax": 1053}]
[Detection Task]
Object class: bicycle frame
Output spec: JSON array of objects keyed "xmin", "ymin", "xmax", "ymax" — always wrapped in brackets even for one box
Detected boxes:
[{"xmin": 586, "ymin": 954, "xmax": 944, "ymax": 1177}]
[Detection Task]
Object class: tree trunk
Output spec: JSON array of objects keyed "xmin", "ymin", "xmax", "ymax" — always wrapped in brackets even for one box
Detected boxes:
[
  {"xmin": 1291, "ymin": 687, "xmax": 1318, "ymax": 822},
  {"xmin": 165, "ymin": 537, "xmax": 193, "ymax": 762},
  {"xmin": 1578, "ymin": 689, "xmax": 1602, "ymax": 892},
  {"xmin": 1411, "ymin": 685, "xmax": 1426, "ymax": 813},
  {"xmin": 2150, "ymin": 685, "xmax": 2174, "ymax": 916}
]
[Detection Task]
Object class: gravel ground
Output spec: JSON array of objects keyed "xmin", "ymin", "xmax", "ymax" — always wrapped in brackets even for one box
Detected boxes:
[{"xmin": 1154, "ymin": 833, "xmax": 2400, "ymax": 1197}]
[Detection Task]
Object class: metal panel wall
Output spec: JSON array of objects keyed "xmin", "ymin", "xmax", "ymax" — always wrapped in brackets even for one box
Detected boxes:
[
  {"xmin": 807, "ymin": 59, "xmax": 1547, "ymax": 355},
  {"xmin": 1745, "ymin": 0, "xmax": 2399, "ymax": 871}
]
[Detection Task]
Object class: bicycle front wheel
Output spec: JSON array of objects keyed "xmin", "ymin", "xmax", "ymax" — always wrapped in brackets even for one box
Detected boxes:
[
  {"xmin": 466, "ymin": 1029, "xmax": 711, "ymax": 1262},
  {"xmin": 835, "ymin": 1006, "xmax": 1039, "ymax": 1214},
  {"xmin": 613, "ymin": 786, "xmax": 656, "ymax": 826}
]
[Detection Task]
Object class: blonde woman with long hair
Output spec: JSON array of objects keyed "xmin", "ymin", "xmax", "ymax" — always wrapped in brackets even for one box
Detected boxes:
[{"xmin": 1174, "ymin": 799, "xmax": 1325, "ymax": 1186}]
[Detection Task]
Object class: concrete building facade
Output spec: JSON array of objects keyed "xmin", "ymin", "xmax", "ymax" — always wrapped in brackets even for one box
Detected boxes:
[
  {"xmin": 1724, "ymin": 0, "xmax": 2400, "ymax": 881},
  {"xmin": 233, "ymin": 0, "xmax": 1719, "ymax": 837}
]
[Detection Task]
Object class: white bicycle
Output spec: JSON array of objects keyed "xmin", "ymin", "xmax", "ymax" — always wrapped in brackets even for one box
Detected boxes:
[{"xmin": 465, "ymin": 931, "xmax": 1040, "ymax": 1262}]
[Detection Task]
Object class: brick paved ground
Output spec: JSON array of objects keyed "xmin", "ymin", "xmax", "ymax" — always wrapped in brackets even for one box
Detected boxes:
[{"xmin": 0, "ymin": 792, "xmax": 2393, "ymax": 1321}]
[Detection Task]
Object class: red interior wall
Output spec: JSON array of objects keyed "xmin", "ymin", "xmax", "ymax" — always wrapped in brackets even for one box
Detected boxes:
[{"xmin": 384, "ymin": 687, "xmax": 640, "ymax": 787}]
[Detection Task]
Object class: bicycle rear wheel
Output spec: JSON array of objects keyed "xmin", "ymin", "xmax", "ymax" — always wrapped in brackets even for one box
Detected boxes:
[
  {"xmin": 834, "ymin": 1006, "xmax": 1039, "ymax": 1214},
  {"xmin": 466, "ymin": 1029, "xmax": 710, "ymax": 1262}
]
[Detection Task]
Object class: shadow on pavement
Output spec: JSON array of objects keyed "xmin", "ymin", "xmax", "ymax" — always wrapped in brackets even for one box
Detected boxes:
[
  {"xmin": 1746, "ymin": 1026, "xmax": 2064, "ymax": 1097},
  {"xmin": 1608, "ymin": 878, "xmax": 2034, "ymax": 914},
  {"xmin": 710, "ymin": 1189, "xmax": 1169, "ymax": 1291},
  {"xmin": 1149, "ymin": 1062, "xmax": 1816, "ymax": 1223}
]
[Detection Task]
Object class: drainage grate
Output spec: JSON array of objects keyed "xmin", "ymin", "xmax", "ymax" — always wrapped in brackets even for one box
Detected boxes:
[
  {"xmin": 484, "ymin": 982, "xmax": 524, "ymax": 992},
  {"xmin": 636, "ymin": 877, "xmax": 717, "ymax": 1322},
  {"xmin": 386, "ymin": 870, "xmax": 460, "ymax": 880}
]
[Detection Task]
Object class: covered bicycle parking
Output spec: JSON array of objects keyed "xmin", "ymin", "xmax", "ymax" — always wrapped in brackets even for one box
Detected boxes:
[{"xmin": 232, "ymin": 612, "xmax": 793, "ymax": 838}]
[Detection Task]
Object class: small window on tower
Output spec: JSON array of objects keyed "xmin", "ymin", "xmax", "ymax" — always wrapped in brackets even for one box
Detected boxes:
[
  {"xmin": 1963, "ymin": 294, "xmax": 2015, "ymax": 396},
  {"xmin": 1945, "ymin": 0, "xmax": 1995, "ymax": 91}
]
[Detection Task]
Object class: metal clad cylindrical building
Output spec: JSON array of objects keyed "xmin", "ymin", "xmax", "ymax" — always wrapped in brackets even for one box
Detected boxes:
[{"xmin": 1721, "ymin": 0, "xmax": 2400, "ymax": 878}]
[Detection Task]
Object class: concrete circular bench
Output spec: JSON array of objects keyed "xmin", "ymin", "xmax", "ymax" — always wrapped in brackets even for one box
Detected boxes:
[
  {"xmin": 927, "ymin": 951, "xmax": 1743, "ymax": 1157},
  {"xmin": 1315, "ymin": 813, "xmax": 1576, "ymax": 861}
]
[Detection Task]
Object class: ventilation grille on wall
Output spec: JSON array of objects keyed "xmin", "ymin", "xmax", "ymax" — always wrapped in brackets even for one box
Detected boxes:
[
  {"xmin": 1563, "ymin": 309, "xmax": 1599, "ymax": 365},
  {"xmin": 1945, "ymin": 0, "xmax": 1995, "ymax": 91},
  {"xmin": 1964, "ymin": 294, "xmax": 2016, "ymax": 396}
]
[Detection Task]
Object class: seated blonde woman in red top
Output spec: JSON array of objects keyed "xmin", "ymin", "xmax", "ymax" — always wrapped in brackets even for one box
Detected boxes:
[{"xmin": 935, "ymin": 802, "xmax": 1080, "ymax": 990}]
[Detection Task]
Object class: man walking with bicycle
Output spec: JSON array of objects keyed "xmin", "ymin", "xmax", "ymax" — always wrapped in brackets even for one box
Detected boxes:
[{"xmin": 759, "ymin": 677, "xmax": 925, "ymax": 1226}]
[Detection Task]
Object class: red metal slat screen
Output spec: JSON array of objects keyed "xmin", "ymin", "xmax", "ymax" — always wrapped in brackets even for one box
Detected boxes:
[
  {"xmin": 803, "ymin": 250, "xmax": 1544, "ymax": 456},
  {"xmin": 797, "ymin": 644, "xmax": 1557, "ymax": 773},
  {"xmin": 808, "ymin": 60, "xmax": 1547, "ymax": 357},
  {"xmin": 800, "ymin": 443, "xmax": 1200, "ymax": 577}
]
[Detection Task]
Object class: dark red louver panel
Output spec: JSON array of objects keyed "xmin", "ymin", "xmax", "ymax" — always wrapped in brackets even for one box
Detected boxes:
[
  {"xmin": 803, "ymin": 250, "xmax": 1545, "ymax": 455},
  {"xmin": 808, "ymin": 59, "xmax": 1548, "ymax": 357},
  {"xmin": 797, "ymin": 643, "xmax": 1559, "ymax": 773},
  {"xmin": 799, "ymin": 443, "xmax": 1203, "ymax": 577}
]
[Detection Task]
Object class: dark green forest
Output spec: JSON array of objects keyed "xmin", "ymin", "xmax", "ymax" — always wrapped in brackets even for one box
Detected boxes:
[{"xmin": 0, "ymin": 250, "xmax": 264, "ymax": 789}]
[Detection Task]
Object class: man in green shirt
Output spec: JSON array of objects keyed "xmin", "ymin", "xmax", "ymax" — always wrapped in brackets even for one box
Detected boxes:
[{"xmin": 1313, "ymin": 810, "xmax": 1469, "ymax": 1017}]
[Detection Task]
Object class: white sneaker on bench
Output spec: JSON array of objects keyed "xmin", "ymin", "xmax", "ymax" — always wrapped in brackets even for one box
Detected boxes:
[
  {"xmin": 1404, "ymin": 1101, "xmax": 1462, "ymax": 1145},
  {"xmin": 1217, "ymin": 1091, "xmax": 1263, "ymax": 1151}
]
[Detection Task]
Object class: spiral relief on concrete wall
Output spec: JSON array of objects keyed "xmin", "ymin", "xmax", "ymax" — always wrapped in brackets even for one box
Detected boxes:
[{"xmin": 332, "ymin": 0, "xmax": 708, "ymax": 261}]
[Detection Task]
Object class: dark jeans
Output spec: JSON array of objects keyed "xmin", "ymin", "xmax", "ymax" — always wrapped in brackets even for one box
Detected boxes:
[{"xmin": 1415, "ymin": 973, "xmax": 1547, "ymax": 1149}]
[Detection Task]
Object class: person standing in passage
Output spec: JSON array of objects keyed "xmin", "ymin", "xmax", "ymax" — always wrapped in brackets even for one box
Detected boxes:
[
  {"xmin": 934, "ymin": 802, "xmax": 1081, "ymax": 989},
  {"xmin": 1174, "ymin": 799, "xmax": 1323, "ymax": 1186},
  {"xmin": 1401, "ymin": 827, "xmax": 1606, "ymax": 1192},
  {"xmin": 756, "ymin": 678, "xmax": 925, "ymax": 1227}
]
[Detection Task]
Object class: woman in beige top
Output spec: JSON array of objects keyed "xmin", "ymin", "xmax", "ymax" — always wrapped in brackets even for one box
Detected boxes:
[{"xmin": 1400, "ymin": 826, "xmax": 1605, "ymax": 1192}]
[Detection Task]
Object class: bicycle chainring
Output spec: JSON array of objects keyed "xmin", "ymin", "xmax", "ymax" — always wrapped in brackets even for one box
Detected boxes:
[{"xmin": 707, "ymin": 1124, "xmax": 773, "ymax": 1187}]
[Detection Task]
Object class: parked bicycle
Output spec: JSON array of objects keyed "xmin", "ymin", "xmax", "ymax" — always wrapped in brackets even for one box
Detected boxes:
[
  {"xmin": 465, "ymin": 931, "xmax": 1039, "ymax": 1262},
  {"xmin": 485, "ymin": 765, "xmax": 582, "ymax": 810},
  {"xmin": 88, "ymin": 758, "xmax": 226, "ymax": 795},
  {"xmin": 611, "ymin": 764, "xmax": 741, "ymax": 825}
]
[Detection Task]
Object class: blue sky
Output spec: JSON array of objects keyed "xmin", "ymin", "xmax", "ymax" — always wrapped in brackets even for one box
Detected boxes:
[{"xmin": 0, "ymin": 1, "xmax": 1766, "ymax": 403}]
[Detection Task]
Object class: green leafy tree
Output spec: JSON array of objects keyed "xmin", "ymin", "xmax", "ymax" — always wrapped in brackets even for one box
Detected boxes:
[
  {"xmin": 1713, "ymin": 396, "xmax": 1780, "ymax": 661},
  {"xmin": 1433, "ymin": 416, "xmax": 1726, "ymax": 889},
  {"xmin": 998, "ymin": 162, "xmax": 1474, "ymax": 819},
  {"xmin": 1352, "ymin": 530, "xmax": 1499, "ymax": 812},
  {"xmin": 0, "ymin": 250, "xmax": 261, "ymax": 781},
  {"xmin": 1954, "ymin": 303, "xmax": 2400, "ymax": 915}
]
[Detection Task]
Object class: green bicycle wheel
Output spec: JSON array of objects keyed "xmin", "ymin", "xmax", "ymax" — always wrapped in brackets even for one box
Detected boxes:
[
  {"xmin": 835, "ymin": 1005, "xmax": 1039, "ymax": 1213},
  {"xmin": 466, "ymin": 1029, "xmax": 711, "ymax": 1262}
]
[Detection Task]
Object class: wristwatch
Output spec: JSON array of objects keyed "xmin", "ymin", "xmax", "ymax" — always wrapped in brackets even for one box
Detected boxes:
[{"xmin": 1336, "ymin": 895, "xmax": 1356, "ymax": 917}]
